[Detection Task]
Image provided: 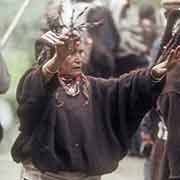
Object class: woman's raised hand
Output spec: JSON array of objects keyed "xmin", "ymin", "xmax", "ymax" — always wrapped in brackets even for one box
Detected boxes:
[
  {"xmin": 40, "ymin": 30, "xmax": 70, "ymax": 66},
  {"xmin": 151, "ymin": 45, "xmax": 180, "ymax": 80}
]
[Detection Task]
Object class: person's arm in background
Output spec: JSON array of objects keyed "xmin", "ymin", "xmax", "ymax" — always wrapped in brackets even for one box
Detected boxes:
[
  {"xmin": 140, "ymin": 108, "xmax": 161, "ymax": 141},
  {"xmin": 0, "ymin": 53, "xmax": 10, "ymax": 93}
]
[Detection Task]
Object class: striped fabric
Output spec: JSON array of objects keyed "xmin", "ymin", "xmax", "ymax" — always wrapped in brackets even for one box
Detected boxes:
[{"xmin": 20, "ymin": 164, "xmax": 101, "ymax": 180}]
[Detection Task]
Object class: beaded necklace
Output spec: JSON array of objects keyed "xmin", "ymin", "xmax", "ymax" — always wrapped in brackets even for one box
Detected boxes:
[{"xmin": 58, "ymin": 75, "xmax": 81, "ymax": 97}]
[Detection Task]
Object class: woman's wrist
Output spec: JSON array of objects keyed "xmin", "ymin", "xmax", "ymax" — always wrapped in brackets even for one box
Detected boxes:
[
  {"xmin": 42, "ymin": 54, "xmax": 60, "ymax": 77},
  {"xmin": 150, "ymin": 68, "xmax": 166, "ymax": 82},
  {"xmin": 43, "ymin": 61, "xmax": 59, "ymax": 74}
]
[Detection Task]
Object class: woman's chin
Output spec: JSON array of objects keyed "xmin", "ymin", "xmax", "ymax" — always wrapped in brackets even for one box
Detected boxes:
[{"xmin": 70, "ymin": 70, "xmax": 82, "ymax": 76}]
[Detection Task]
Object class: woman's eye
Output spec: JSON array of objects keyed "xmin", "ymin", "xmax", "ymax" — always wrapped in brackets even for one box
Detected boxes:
[{"xmin": 79, "ymin": 50, "xmax": 85, "ymax": 56}]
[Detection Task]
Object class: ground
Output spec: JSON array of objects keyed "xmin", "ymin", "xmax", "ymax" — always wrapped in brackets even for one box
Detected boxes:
[{"xmin": 0, "ymin": 153, "xmax": 144, "ymax": 180}]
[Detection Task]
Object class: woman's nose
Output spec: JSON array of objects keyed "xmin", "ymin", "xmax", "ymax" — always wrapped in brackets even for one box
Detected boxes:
[{"xmin": 74, "ymin": 57, "xmax": 81, "ymax": 63}]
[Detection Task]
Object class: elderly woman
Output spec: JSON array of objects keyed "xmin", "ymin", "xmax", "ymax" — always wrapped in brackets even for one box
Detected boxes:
[{"xmin": 11, "ymin": 27, "xmax": 180, "ymax": 180}]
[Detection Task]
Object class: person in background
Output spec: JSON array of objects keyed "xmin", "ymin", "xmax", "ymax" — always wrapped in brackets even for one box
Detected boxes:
[
  {"xmin": 84, "ymin": 6, "xmax": 120, "ymax": 78},
  {"xmin": 119, "ymin": 3, "xmax": 158, "ymax": 156},
  {"xmin": 140, "ymin": 108, "xmax": 162, "ymax": 180},
  {"xmin": 120, "ymin": 3, "xmax": 158, "ymax": 64},
  {"xmin": 114, "ymin": 3, "xmax": 158, "ymax": 78},
  {"xmin": 109, "ymin": 0, "xmax": 132, "ymax": 30},
  {"xmin": 151, "ymin": 1, "xmax": 180, "ymax": 180}
]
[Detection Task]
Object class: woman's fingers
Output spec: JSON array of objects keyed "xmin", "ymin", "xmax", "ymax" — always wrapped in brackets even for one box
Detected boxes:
[
  {"xmin": 166, "ymin": 46, "xmax": 180, "ymax": 68},
  {"xmin": 153, "ymin": 46, "xmax": 180, "ymax": 76},
  {"xmin": 45, "ymin": 31, "xmax": 68, "ymax": 41},
  {"xmin": 41, "ymin": 35, "xmax": 60, "ymax": 45},
  {"xmin": 41, "ymin": 31, "xmax": 69, "ymax": 46},
  {"xmin": 165, "ymin": 48, "xmax": 180, "ymax": 70}
]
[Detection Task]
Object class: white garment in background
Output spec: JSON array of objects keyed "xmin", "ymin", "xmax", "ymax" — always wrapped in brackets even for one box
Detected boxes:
[
  {"xmin": 60, "ymin": 0, "xmax": 104, "ymax": 27},
  {"xmin": 109, "ymin": 0, "xmax": 129, "ymax": 29}
]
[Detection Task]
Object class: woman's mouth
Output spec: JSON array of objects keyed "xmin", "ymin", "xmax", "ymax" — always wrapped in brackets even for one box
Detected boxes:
[{"xmin": 72, "ymin": 66, "xmax": 81, "ymax": 70}]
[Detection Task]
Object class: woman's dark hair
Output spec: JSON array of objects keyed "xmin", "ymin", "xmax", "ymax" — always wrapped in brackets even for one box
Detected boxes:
[{"xmin": 86, "ymin": 6, "xmax": 120, "ymax": 52}]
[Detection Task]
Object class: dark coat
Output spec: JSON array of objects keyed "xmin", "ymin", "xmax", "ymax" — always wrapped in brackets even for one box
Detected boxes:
[
  {"xmin": 151, "ymin": 138, "xmax": 168, "ymax": 180},
  {"xmin": 158, "ymin": 63, "xmax": 180, "ymax": 179},
  {"xmin": 12, "ymin": 67, "xmax": 163, "ymax": 176},
  {"xmin": 148, "ymin": 9, "xmax": 180, "ymax": 180}
]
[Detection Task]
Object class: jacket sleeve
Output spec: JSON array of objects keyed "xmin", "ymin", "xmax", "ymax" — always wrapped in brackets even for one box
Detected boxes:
[
  {"xmin": 116, "ymin": 69, "xmax": 164, "ymax": 146},
  {"xmin": 16, "ymin": 67, "xmax": 58, "ymax": 135},
  {"xmin": 159, "ymin": 92, "xmax": 180, "ymax": 178}
]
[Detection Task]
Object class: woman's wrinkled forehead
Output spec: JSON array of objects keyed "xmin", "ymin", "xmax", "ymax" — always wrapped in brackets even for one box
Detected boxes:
[
  {"xmin": 72, "ymin": 30, "xmax": 92, "ymax": 45},
  {"xmin": 60, "ymin": 26, "xmax": 92, "ymax": 52}
]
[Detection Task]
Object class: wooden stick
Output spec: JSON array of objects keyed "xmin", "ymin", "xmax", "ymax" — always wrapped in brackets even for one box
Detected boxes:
[{"xmin": 0, "ymin": 0, "xmax": 32, "ymax": 48}]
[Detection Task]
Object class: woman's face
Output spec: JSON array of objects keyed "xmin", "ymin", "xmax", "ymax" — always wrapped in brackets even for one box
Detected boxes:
[
  {"xmin": 59, "ymin": 35, "xmax": 93, "ymax": 76},
  {"xmin": 141, "ymin": 18, "xmax": 155, "ymax": 40},
  {"xmin": 60, "ymin": 47, "xmax": 84, "ymax": 76}
]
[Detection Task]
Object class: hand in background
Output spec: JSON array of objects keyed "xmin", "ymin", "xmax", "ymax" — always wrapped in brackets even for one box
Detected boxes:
[{"xmin": 151, "ymin": 46, "xmax": 180, "ymax": 80}]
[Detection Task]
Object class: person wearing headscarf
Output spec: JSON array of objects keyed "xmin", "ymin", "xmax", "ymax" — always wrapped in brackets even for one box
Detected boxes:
[
  {"xmin": 141, "ymin": 1, "xmax": 180, "ymax": 180},
  {"xmin": 151, "ymin": 1, "xmax": 180, "ymax": 180}
]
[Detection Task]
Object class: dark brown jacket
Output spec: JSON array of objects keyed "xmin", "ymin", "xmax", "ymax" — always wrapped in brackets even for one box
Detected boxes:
[{"xmin": 12, "ymin": 67, "xmax": 163, "ymax": 176}]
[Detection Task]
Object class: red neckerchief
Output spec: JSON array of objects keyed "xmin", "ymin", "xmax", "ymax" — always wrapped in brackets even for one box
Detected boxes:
[
  {"xmin": 58, "ymin": 74, "xmax": 81, "ymax": 84},
  {"xmin": 58, "ymin": 74, "xmax": 82, "ymax": 96}
]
